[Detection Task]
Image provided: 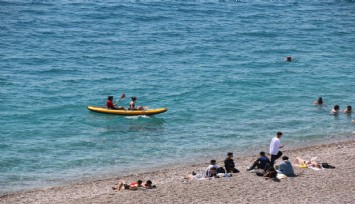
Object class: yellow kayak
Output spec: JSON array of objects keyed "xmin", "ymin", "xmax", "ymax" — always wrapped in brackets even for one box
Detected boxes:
[{"xmin": 87, "ymin": 106, "xmax": 168, "ymax": 116}]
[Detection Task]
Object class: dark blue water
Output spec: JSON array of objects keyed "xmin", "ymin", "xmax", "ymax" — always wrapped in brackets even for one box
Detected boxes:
[{"xmin": 1, "ymin": 0, "xmax": 354, "ymax": 195}]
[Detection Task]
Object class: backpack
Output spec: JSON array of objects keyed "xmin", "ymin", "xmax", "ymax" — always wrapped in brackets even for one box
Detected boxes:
[{"xmin": 217, "ymin": 167, "xmax": 226, "ymax": 174}]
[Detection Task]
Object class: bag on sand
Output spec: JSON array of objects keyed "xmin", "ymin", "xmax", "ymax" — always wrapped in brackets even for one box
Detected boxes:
[
  {"xmin": 217, "ymin": 167, "xmax": 226, "ymax": 174},
  {"xmin": 321, "ymin": 163, "xmax": 335, "ymax": 169}
]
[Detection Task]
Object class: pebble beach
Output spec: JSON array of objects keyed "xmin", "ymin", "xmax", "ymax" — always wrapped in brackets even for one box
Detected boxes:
[{"xmin": 1, "ymin": 139, "xmax": 354, "ymax": 204}]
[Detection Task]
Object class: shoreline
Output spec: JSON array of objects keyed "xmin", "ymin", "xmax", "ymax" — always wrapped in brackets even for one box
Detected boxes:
[
  {"xmin": 2, "ymin": 135, "xmax": 353, "ymax": 196},
  {"xmin": 1, "ymin": 139, "xmax": 354, "ymax": 204}
]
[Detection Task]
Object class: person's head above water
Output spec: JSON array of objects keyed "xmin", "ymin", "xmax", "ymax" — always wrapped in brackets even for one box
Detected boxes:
[
  {"xmin": 317, "ymin": 97, "xmax": 323, "ymax": 104},
  {"xmin": 286, "ymin": 56, "xmax": 292, "ymax": 62}
]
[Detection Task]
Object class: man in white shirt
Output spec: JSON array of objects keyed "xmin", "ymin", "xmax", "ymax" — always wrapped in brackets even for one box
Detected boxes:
[{"xmin": 269, "ymin": 132, "xmax": 284, "ymax": 167}]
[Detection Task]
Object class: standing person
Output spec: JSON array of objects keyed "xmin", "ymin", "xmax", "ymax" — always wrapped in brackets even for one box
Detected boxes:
[
  {"xmin": 106, "ymin": 96, "xmax": 125, "ymax": 110},
  {"xmin": 129, "ymin": 96, "xmax": 144, "ymax": 110},
  {"xmin": 269, "ymin": 132, "xmax": 284, "ymax": 167},
  {"xmin": 224, "ymin": 152, "xmax": 240, "ymax": 173}
]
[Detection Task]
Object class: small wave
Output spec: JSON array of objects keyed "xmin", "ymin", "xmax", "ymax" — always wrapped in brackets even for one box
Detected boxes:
[{"xmin": 124, "ymin": 115, "xmax": 151, "ymax": 119}]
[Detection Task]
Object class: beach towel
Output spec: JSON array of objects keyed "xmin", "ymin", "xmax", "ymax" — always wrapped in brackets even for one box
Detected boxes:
[
  {"xmin": 308, "ymin": 166, "xmax": 323, "ymax": 170},
  {"xmin": 276, "ymin": 173, "xmax": 287, "ymax": 179}
]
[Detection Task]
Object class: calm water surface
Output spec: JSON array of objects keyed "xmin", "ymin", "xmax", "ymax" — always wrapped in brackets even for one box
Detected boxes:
[{"xmin": 0, "ymin": 0, "xmax": 354, "ymax": 194}]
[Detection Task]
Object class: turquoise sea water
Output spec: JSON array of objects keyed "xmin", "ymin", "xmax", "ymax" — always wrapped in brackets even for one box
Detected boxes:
[{"xmin": 1, "ymin": 0, "xmax": 354, "ymax": 195}]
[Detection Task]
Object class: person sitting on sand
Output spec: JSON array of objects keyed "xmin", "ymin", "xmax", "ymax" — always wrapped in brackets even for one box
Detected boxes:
[
  {"xmin": 184, "ymin": 167, "xmax": 221, "ymax": 181},
  {"xmin": 112, "ymin": 180, "xmax": 155, "ymax": 191},
  {"xmin": 276, "ymin": 156, "xmax": 296, "ymax": 176},
  {"xmin": 224, "ymin": 152, "xmax": 240, "ymax": 173},
  {"xmin": 293, "ymin": 157, "xmax": 335, "ymax": 169},
  {"xmin": 330, "ymin": 105, "xmax": 340, "ymax": 114},
  {"xmin": 312, "ymin": 97, "xmax": 323, "ymax": 105},
  {"xmin": 247, "ymin": 151, "xmax": 271, "ymax": 172},
  {"xmin": 344, "ymin": 105, "xmax": 352, "ymax": 114},
  {"xmin": 205, "ymin": 160, "xmax": 218, "ymax": 177}
]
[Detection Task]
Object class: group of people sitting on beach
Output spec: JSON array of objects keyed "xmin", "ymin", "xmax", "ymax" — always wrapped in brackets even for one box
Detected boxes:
[
  {"xmin": 184, "ymin": 152, "xmax": 240, "ymax": 181},
  {"xmin": 186, "ymin": 131, "xmax": 336, "ymax": 182},
  {"xmin": 184, "ymin": 152, "xmax": 294, "ymax": 181},
  {"xmin": 112, "ymin": 131, "xmax": 336, "ymax": 191}
]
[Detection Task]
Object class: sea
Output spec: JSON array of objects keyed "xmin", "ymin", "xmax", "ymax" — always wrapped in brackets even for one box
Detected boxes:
[{"xmin": 0, "ymin": 0, "xmax": 354, "ymax": 195}]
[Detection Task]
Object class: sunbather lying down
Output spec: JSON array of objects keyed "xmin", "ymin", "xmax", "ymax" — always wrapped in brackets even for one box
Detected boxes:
[
  {"xmin": 293, "ymin": 157, "xmax": 335, "ymax": 169},
  {"xmin": 112, "ymin": 180, "xmax": 156, "ymax": 191}
]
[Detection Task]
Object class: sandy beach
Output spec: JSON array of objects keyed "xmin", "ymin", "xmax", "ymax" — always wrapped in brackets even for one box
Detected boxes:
[{"xmin": 1, "ymin": 139, "xmax": 354, "ymax": 204}]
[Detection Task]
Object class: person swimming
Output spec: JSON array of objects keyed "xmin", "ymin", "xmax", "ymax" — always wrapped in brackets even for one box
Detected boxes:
[
  {"xmin": 330, "ymin": 105, "xmax": 340, "ymax": 114},
  {"xmin": 285, "ymin": 56, "xmax": 292, "ymax": 62},
  {"xmin": 344, "ymin": 105, "xmax": 352, "ymax": 114},
  {"xmin": 312, "ymin": 97, "xmax": 323, "ymax": 105}
]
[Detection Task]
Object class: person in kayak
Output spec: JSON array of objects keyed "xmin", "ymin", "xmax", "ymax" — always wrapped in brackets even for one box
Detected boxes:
[
  {"xmin": 129, "ymin": 96, "xmax": 144, "ymax": 110},
  {"xmin": 106, "ymin": 96, "xmax": 125, "ymax": 110}
]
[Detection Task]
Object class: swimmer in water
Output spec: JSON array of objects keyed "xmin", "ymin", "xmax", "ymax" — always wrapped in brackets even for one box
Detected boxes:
[
  {"xmin": 285, "ymin": 56, "xmax": 292, "ymax": 62},
  {"xmin": 343, "ymin": 105, "xmax": 352, "ymax": 114},
  {"xmin": 330, "ymin": 105, "xmax": 340, "ymax": 114},
  {"xmin": 312, "ymin": 97, "xmax": 323, "ymax": 105}
]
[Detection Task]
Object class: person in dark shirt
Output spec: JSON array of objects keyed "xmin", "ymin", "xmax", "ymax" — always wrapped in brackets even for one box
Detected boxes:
[
  {"xmin": 247, "ymin": 151, "xmax": 271, "ymax": 172},
  {"xmin": 224, "ymin": 152, "xmax": 239, "ymax": 173}
]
